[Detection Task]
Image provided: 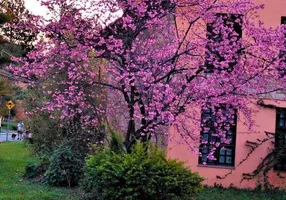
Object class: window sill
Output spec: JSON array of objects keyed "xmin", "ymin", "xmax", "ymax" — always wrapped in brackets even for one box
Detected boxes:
[
  {"xmin": 197, "ymin": 164, "xmax": 235, "ymax": 169},
  {"xmin": 273, "ymin": 167, "xmax": 286, "ymax": 172},
  {"xmin": 273, "ymin": 169, "xmax": 286, "ymax": 172}
]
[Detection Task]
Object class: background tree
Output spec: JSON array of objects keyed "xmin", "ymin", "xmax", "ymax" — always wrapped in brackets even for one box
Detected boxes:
[
  {"xmin": 1, "ymin": 0, "xmax": 36, "ymax": 51},
  {"xmin": 0, "ymin": 1, "xmax": 30, "ymax": 121},
  {"xmin": 10, "ymin": 0, "xmax": 286, "ymax": 152},
  {"xmin": 0, "ymin": 0, "xmax": 37, "ymax": 75}
]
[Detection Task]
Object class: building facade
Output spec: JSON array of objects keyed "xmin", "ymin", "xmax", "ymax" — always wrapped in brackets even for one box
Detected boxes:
[{"xmin": 167, "ymin": 0, "xmax": 286, "ymax": 189}]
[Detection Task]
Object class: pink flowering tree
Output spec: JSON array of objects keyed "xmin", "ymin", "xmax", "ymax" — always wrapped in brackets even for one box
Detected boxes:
[{"xmin": 9, "ymin": 0, "xmax": 286, "ymax": 151}]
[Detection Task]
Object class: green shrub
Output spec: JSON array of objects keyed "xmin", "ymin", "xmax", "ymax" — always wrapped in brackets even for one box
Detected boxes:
[
  {"xmin": 24, "ymin": 161, "xmax": 48, "ymax": 180},
  {"xmin": 43, "ymin": 143, "xmax": 84, "ymax": 187},
  {"xmin": 23, "ymin": 112, "xmax": 64, "ymax": 157},
  {"xmin": 81, "ymin": 140, "xmax": 204, "ymax": 200},
  {"xmin": 108, "ymin": 130, "xmax": 127, "ymax": 154}
]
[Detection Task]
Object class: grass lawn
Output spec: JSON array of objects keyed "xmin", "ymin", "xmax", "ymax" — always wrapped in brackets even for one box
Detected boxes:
[
  {"xmin": 197, "ymin": 187, "xmax": 286, "ymax": 200},
  {"xmin": 0, "ymin": 142, "xmax": 80, "ymax": 200},
  {"xmin": 1, "ymin": 121, "xmax": 17, "ymax": 131}
]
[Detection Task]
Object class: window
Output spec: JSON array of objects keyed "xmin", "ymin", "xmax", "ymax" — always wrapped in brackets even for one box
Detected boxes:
[
  {"xmin": 274, "ymin": 108, "xmax": 286, "ymax": 171},
  {"xmin": 205, "ymin": 13, "xmax": 243, "ymax": 73},
  {"xmin": 199, "ymin": 106, "xmax": 237, "ymax": 167},
  {"xmin": 278, "ymin": 16, "xmax": 286, "ymax": 78}
]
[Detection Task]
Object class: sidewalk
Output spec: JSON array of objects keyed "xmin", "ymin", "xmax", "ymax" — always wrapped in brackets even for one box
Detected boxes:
[{"xmin": 0, "ymin": 128, "xmax": 19, "ymax": 142}]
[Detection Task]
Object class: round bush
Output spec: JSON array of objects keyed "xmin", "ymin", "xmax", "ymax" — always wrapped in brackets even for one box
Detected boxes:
[
  {"xmin": 81, "ymin": 142, "xmax": 204, "ymax": 200},
  {"xmin": 43, "ymin": 143, "xmax": 84, "ymax": 187}
]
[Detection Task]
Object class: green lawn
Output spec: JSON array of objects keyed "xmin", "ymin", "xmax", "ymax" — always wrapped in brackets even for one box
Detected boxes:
[
  {"xmin": 197, "ymin": 187, "xmax": 286, "ymax": 200},
  {"xmin": 0, "ymin": 142, "xmax": 80, "ymax": 200},
  {"xmin": 1, "ymin": 121, "xmax": 17, "ymax": 131},
  {"xmin": 1, "ymin": 122, "xmax": 18, "ymax": 131}
]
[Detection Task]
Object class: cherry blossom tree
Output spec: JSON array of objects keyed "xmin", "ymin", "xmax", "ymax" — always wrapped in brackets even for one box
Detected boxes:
[{"xmin": 8, "ymin": 0, "xmax": 286, "ymax": 151}]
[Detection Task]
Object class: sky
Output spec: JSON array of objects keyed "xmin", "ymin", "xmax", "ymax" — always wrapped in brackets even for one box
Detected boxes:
[
  {"xmin": 24, "ymin": 0, "xmax": 123, "ymax": 25},
  {"xmin": 24, "ymin": 0, "xmax": 49, "ymax": 17}
]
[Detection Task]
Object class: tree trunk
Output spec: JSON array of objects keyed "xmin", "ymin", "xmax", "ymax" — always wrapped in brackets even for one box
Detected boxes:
[{"xmin": 125, "ymin": 119, "xmax": 135, "ymax": 152}]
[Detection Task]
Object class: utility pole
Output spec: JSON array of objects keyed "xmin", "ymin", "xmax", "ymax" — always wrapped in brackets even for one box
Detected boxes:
[
  {"xmin": 5, "ymin": 100, "xmax": 15, "ymax": 141},
  {"xmin": 6, "ymin": 109, "xmax": 10, "ymax": 141}
]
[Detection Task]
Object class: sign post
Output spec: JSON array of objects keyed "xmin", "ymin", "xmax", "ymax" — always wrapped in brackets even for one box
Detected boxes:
[{"xmin": 5, "ymin": 100, "xmax": 15, "ymax": 141}]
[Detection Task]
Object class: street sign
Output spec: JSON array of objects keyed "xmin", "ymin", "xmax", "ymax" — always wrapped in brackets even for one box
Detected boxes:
[{"xmin": 6, "ymin": 100, "xmax": 15, "ymax": 110}]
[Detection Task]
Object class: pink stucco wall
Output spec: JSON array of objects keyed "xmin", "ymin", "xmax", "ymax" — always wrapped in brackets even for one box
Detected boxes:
[
  {"xmin": 168, "ymin": 0, "xmax": 286, "ymax": 189},
  {"xmin": 168, "ymin": 99, "xmax": 286, "ymax": 188}
]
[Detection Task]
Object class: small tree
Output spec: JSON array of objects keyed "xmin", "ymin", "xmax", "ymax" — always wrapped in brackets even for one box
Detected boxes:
[{"xmin": 9, "ymin": 0, "xmax": 286, "ymax": 152}]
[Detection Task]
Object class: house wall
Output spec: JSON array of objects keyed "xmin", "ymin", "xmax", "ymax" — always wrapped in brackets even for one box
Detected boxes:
[
  {"xmin": 254, "ymin": 0, "xmax": 286, "ymax": 28},
  {"xmin": 168, "ymin": 99, "xmax": 286, "ymax": 188},
  {"xmin": 168, "ymin": 0, "xmax": 286, "ymax": 189}
]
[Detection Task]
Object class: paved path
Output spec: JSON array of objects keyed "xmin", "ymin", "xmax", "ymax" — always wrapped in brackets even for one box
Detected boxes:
[{"xmin": 0, "ymin": 129, "xmax": 19, "ymax": 142}]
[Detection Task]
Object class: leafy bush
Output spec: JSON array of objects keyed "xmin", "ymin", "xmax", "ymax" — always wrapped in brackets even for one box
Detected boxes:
[
  {"xmin": 22, "ymin": 110, "xmax": 105, "ymax": 187},
  {"xmin": 24, "ymin": 112, "xmax": 64, "ymax": 157},
  {"xmin": 81, "ymin": 137, "xmax": 204, "ymax": 200},
  {"xmin": 24, "ymin": 161, "xmax": 48, "ymax": 180},
  {"xmin": 43, "ymin": 143, "xmax": 84, "ymax": 187}
]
